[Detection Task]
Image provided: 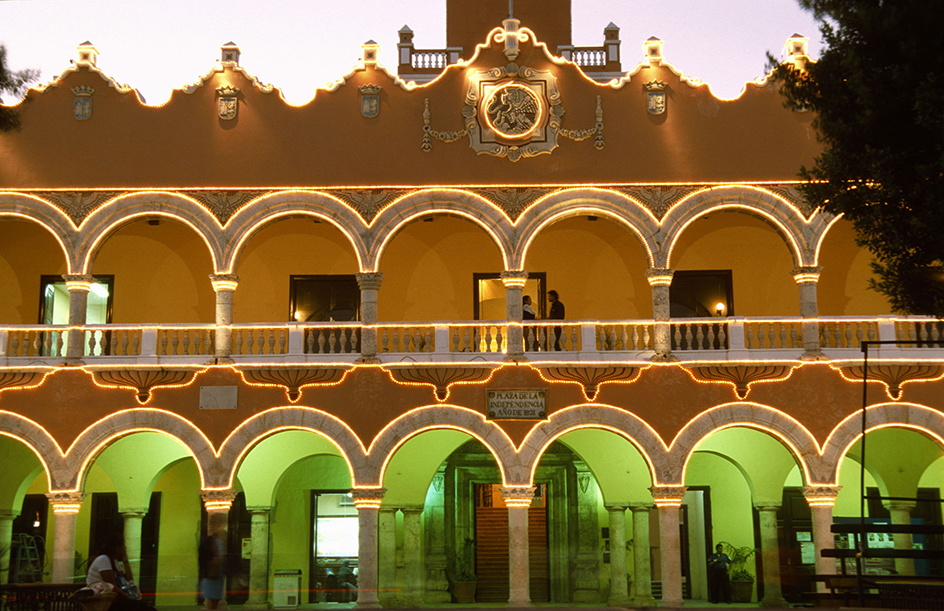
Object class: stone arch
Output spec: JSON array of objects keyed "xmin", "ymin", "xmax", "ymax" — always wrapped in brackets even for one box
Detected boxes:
[
  {"xmin": 76, "ymin": 192, "xmax": 225, "ymax": 273},
  {"xmin": 366, "ymin": 190, "xmax": 515, "ymax": 271},
  {"xmin": 819, "ymin": 403, "xmax": 944, "ymax": 485},
  {"xmin": 365, "ymin": 405, "xmax": 517, "ymax": 486},
  {"xmin": 62, "ymin": 408, "xmax": 215, "ymax": 492},
  {"xmin": 518, "ymin": 405, "xmax": 665, "ymax": 486},
  {"xmin": 514, "ymin": 189, "xmax": 661, "ymax": 270},
  {"xmin": 217, "ymin": 407, "xmax": 367, "ymax": 489},
  {"xmin": 0, "ymin": 193, "xmax": 80, "ymax": 272},
  {"xmin": 222, "ymin": 191, "xmax": 370, "ymax": 274},
  {"xmin": 0, "ymin": 411, "xmax": 61, "ymax": 491},
  {"xmin": 659, "ymin": 185, "xmax": 820, "ymax": 269},
  {"xmin": 667, "ymin": 402, "xmax": 822, "ymax": 486}
]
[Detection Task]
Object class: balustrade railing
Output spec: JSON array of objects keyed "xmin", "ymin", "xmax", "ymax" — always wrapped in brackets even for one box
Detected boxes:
[{"xmin": 1, "ymin": 317, "xmax": 941, "ymax": 365}]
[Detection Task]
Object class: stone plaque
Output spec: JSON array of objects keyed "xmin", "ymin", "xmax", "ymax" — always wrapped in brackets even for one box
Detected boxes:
[
  {"xmin": 200, "ymin": 386, "xmax": 238, "ymax": 409},
  {"xmin": 486, "ymin": 389, "xmax": 547, "ymax": 420}
]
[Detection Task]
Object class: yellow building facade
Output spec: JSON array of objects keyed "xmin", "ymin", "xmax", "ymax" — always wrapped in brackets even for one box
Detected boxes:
[{"xmin": 0, "ymin": 2, "xmax": 942, "ymax": 608}]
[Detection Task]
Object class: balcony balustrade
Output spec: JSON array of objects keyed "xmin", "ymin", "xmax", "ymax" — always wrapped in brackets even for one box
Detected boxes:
[{"xmin": 1, "ymin": 317, "xmax": 941, "ymax": 366}]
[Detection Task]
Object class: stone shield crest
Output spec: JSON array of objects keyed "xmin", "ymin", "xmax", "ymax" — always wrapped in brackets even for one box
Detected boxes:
[
  {"xmin": 645, "ymin": 80, "xmax": 667, "ymax": 115},
  {"xmin": 72, "ymin": 86, "xmax": 94, "ymax": 120},
  {"xmin": 359, "ymin": 84, "xmax": 382, "ymax": 118},
  {"xmin": 216, "ymin": 86, "xmax": 239, "ymax": 121}
]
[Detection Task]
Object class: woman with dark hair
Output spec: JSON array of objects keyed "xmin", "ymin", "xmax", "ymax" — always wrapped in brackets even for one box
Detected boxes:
[{"xmin": 86, "ymin": 534, "xmax": 151, "ymax": 611}]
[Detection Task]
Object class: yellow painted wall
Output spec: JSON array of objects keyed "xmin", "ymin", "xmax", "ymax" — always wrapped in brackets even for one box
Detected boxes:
[
  {"xmin": 818, "ymin": 220, "xmax": 892, "ymax": 315},
  {"xmin": 670, "ymin": 212, "xmax": 797, "ymax": 317},
  {"xmin": 92, "ymin": 220, "xmax": 215, "ymax": 323},
  {"xmin": 234, "ymin": 218, "xmax": 360, "ymax": 323},
  {"xmin": 0, "ymin": 221, "xmax": 68, "ymax": 324},
  {"xmin": 152, "ymin": 460, "xmax": 202, "ymax": 606}
]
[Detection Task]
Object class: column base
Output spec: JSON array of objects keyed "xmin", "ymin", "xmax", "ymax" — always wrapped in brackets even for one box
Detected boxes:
[
  {"xmin": 800, "ymin": 349, "xmax": 829, "ymax": 361},
  {"xmin": 649, "ymin": 352, "xmax": 678, "ymax": 363},
  {"xmin": 607, "ymin": 594, "xmax": 632, "ymax": 607},
  {"xmin": 353, "ymin": 602, "xmax": 383, "ymax": 610},
  {"xmin": 63, "ymin": 358, "xmax": 86, "ymax": 367},
  {"xmin": 761, "ymin": 595, "xmax": 789, "ymax": 607},
  {"xmin": 633, "ymin": 595, "xmax": 657, "ymax": 607},
  {"xmin": 506, "ymin": 602, "xmax": 532, "ymax": 608},
  {"xmin": 356, "ymin": 355, "xmax": 382, "ymax": 364},
  {"xmin": 503, "ymin": 353, "xmax": 527, "ymax": 363},
  {"xmin": 660, "ymin": 599, "xmax": 684, "ymax": 607},
  {"xmin": 210, "ymin": 357, "xmax": 235, "ymax": 365}
]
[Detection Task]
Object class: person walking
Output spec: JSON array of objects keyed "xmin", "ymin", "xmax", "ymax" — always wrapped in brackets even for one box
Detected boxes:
[
  {"xmin": 547, "ymin": 290, "xmax": 565, "ymax": 350},
  {"xmin": 198, "ymin": 531, "xmax": 226, "ymax": 610}
]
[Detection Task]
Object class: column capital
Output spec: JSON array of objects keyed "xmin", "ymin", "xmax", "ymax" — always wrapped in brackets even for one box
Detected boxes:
[
  {"xmin": 119, "ymin": 508, "xmax": 148, "ymax": 518},
  {"xmin": 802, "ymin": 485, "xmax": 841, "ymax": 507},
  {"xmin": 201, "ymin": 488, "xmax": 237, "ymax": 511},
  {"xmin": 604, "ymin": 503, "xmax": 631, "ymax": 511},
  {"xmin": 500, "ymin": 485, "xmax": 535, "ymax": 508},
  {"xmin": 356, "ymin": 272, "xmax": 384, "ymax": 291},
  {"xmin": 646, "ymin": 268, "xmax": 675, "ymax": 286},
  {"xmin": 61, "ymin": 274, "xmax": 95, "ymax": 290},
  {"xmin": 754, "ymin": 502, "xmax": 782, "ymax": 512},
  {"xmin": 629, "ymin": 502, "xmax": 655, "ymax": 512},
  {"xmin": 351, "ymin": 487, "xmax": 386, "ymax": 509},
  {"xmin": 46, "ymin": 490, "xmax": 87, "ymax": 512},
  {"xmin": 792, "ymin": 266, "xmax": 823, "ymax": 284},
  {"xmin": 0, "ymin": 509, "xmax": 21, "ymax": 520},
  {"xmin": 209, "ymin": 273, "xmax": 240, "ymax": 291},
  {"xmin": 500, "ymin": 270, "xmax": 529, "ymax": 288},
  {"xmin": 649, "ymin": 485, "xmax": 686, "ymax": 507},
  {"xmin": 246, "ymin": 505, "xmax": 273, "ymax": 516},
  {"xmin": 399, "ymin": 504, "xmax": 425, "ymax": 514},
  {"xmin": 883, "ymin": 500, "xmax": 917, "ymax": 512}
]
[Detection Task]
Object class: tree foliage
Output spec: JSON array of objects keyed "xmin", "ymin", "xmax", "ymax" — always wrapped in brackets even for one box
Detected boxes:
[
  {"xmin": 770, "ymin": 0, "xmax": 944, "ymax": 316},
  {"xmin": 0, "ymin": 44, "xmax": 40, "ymax": 131}
]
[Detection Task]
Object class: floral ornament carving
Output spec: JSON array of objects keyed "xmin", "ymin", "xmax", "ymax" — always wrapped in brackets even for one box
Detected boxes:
[
  {"xmin": 538, "ymin": 366, "xmax": 641, "ymax": 401},
  {"xmin": 184, "ymin": 190, "xmax": 270, "ymax": 224},
  {"xmin": 91, "ymin": 368, "xmax": 197, "ymax": 403},
  {"xmin": 617, "ymin": 186, "xmax": 699, "ymax": 220},
  {"xmin": 765, "ymin": 185, "xmax": 815, "ymax": 217},
  {"xmin": 34, "ymin": 191, "xmax": 120, "ymax": 225},
  {"xmin": 684, "ymin": 365, "xmax": 795, "ymax": 400},
  {"xmin": 474, "ymin": 187, "xmax": 558, "ymax": 221},
  {"xmin": 836, "ymin": 364, "xmax": 944, "ymax": 400},
  {"xmin": 240, "ymin": 367, "xmax": 351, "ymax": 402},
  {"xmin": 326, "ymin": 189, "xmax": 408, "ymax": 223},
  {"xmin": 423, "ymin": 62, "xmax": 603, "ymax": 162},
  {"xmin": 0, "ymin": 371, "xmax": 47, "ymax": 393},
  {"xmin": 384, "ymin": 364, "xmax": 497, "ymax": 401}
]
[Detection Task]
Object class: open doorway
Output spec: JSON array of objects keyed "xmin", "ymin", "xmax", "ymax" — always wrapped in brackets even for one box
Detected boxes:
[{"xmin": 473, "ymin": 272, "xmax": 546, "ymax": 320}]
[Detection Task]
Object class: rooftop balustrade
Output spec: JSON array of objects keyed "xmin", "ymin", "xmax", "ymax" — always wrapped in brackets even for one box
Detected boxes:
[{"xmin": 2, "ymin": 316, "xmax": 941, "ymax": 367}]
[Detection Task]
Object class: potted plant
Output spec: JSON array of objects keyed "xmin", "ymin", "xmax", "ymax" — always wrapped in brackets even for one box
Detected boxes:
[
  {"xmin": 452, "ymin": 538, "xmax": 477, "ymax": 603},
  {"xmin": 721, "ymin": 542, "xmax": 756, "ymax": 603}
]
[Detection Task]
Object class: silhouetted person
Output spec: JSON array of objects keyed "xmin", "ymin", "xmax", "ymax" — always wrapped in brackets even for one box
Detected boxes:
[
  {"xmin": 707, "ymin": 544, "xmax": 733, "ymax": 603},
  {"xmin": 548, "ymin": 290, "xmax": 565, "ymax": 350}
]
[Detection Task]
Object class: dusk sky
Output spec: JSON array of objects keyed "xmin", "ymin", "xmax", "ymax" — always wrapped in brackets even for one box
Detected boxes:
[{"xmin": 1, "ymin": 0, "xmax": 823, "ymax": 105}]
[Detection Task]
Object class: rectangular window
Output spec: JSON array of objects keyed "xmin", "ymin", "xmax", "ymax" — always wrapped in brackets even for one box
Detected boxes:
[
  {"xmin": 669, "ymin": 270, "xmax": 732, "ymax": 350},
  {"xmin": 473, "ymin": 272, "xmax": 546, "ymax": 320},
  {"xmin": 290, "ymin": 275, "xmax": 360, "ymax": 322},
  {"xmin": 38, "ymin": 275, "xmax": 114, "ymax": 324}
]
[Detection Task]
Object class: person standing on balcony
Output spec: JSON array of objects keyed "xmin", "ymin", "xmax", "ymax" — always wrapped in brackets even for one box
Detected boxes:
[
  {"xmin": 523, "ymin": 295, "xmax": 537, "ymax": 350},
  {"xmin": 548, "ymin": 290, "xmax": 565, "ymax": 350}
]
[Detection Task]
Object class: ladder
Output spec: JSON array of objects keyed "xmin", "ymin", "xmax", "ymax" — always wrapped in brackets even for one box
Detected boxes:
[{"xmin": 12, "ymin": 533, "xmax": 44, "ymax": 583}]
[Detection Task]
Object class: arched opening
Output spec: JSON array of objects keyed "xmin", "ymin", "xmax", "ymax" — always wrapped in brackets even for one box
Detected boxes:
[{"xmin": 0, "ymin": 219, "xmax": 69, "ymax": 325}]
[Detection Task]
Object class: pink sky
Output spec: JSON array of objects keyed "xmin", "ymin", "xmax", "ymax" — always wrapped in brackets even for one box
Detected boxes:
[{"xmin": 1, "ymin": 0, "xmax": 822, "ymax": 105}]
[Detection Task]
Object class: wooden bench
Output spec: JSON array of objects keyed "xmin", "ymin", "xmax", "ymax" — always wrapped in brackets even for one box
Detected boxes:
[{"xmin": 1, "ymin": 582, "xmax": 85, "ymax": 611}]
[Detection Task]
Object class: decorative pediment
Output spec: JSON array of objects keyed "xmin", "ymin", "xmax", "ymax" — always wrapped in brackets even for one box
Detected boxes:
[
  {"xmin": 91, "ymin": 369, "xmax": 197, "ymax": 404},
  {"xmin": 537, "ymin": 366, "xmax": 642, "ymax": 401},
  {"xmin": 835, "ymin": 364, "xmax": 944, "ymax": 400},
  {"xmin": 239, "ymin": 367, "xmax": 352, "ymax": 402},
  {"xmin": 384, "ymin": 364, "xmax": 498, "ymax": 401},
  {"xmin": 683, "ymin": 365, "xmax": 795, "ymax": 400}
]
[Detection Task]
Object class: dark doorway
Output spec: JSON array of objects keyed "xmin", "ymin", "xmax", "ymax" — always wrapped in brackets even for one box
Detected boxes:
[
  {"xmin": 89, "ymin": 492, "xmax": 161, "ymax": 601},
  {"xmin": 778, "ymin": 487, "xmax": 815, "ymax": 603},
  {"xmin": 290, "ymin": 275, "xmax": 360, "ymax": 322},
  {"xmin": 10, "ymin": 494, "xmax": 49, "ymax": 582}
]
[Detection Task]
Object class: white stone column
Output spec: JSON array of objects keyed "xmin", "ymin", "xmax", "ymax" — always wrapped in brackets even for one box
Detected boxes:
[
  {"xmin": 424, "ymin": 472, "xmax": 450, "ymax": 604},
  {"xmin": 0, "ymin": 510, "xmax": 20, "ymax": 584},
  {"xmin": 756, "ymin": 502, "xmax": 787, "ymax": 607},
  {"xmin": 63, "ymin": 274, "xmax": 94, "ymax": 360},
  {"xmin": 352, "ymin": 488, "xmax": 386, "ymax": 609},
  {"xmin": 246, "ymin": 507, "xmax": 271, "ymax": 609},
  {"xmin": 651, "ymin": 486, "xmax": 686, "ymax": 607},
  {"xmin": 793, "ymin": 267, "xmax": 826, "ymax": 360},
  {"xmin": 377, "ymin": 508, "xmax": 398, "ymax": 607},
  {"xmin": 209, "ymin": 274, "xmax": 239, "ymax": 362},
  {"xmin": 401, "ymin": 505, "xmax": 424, "ymax": 607},
  {"xmin": 121, "ymin": 508, "xmax": 147, "ymax": 582},
  {"xmin": 501, "ymin": 486, "xmax": 535, "ymax": 607},
  {"xmin": 202, "ymin": 489, "xmax": 236, "ymax": 606},
  {"xmin": 356, "ymin": 273, "xmax": 384, "ymax": 363},
  {"xmin": 886, "ymin": 501, "xmax": 917, "ymax": 576},
  {"xmin": 803, "ymin": 486, "xmax": 840, "ymax": 593},
  {"xmin": 606, "ymin": 504, "xmax": 631, "ymax": 607},
  {"xmin": 646, "ymin": 269, "xmax": 676, "ymax": 362},
  {"xmin": 46, "ymin": 491, "xmax": 86, "ymax": 583},
  {"xmin": 501, "ymin": 271, "xmax": 528, "ymax": 360},
  {"xmin": 630, "ymin": 504, "xmax": 655, "ymax": 606}
]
